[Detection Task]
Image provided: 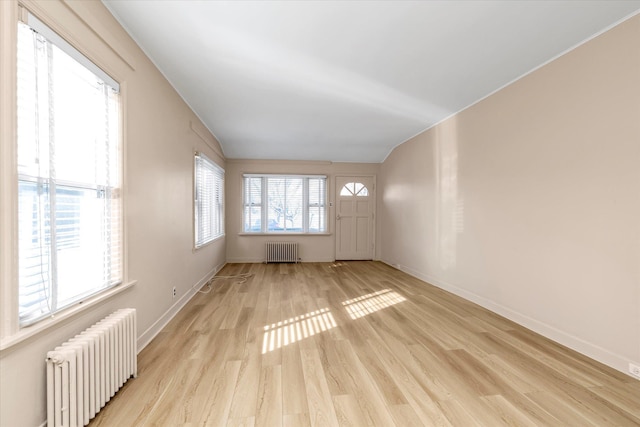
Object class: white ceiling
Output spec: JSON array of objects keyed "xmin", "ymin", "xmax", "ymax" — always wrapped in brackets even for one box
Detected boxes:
[{"xmin": 103, "ymin": 1, "xmax": 640, "ymax": 163}]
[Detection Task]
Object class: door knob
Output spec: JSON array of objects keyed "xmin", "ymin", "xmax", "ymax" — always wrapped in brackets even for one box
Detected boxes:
[{"xmin": 336, "ymin": 214, "xmax": 341, "ymax": 220}]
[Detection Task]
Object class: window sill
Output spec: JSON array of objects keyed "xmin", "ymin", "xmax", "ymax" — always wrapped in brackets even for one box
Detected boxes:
[
  {"xmin": 0, "ymin": 280, "xmax": 137, "ymax": 353},
  {"xmin": 194, "ymin": 234, "xmax": 225, "ymax": 251},
  {"xmin": 238, "ymin": 232, "xmax": 332, "ymax": 236}
]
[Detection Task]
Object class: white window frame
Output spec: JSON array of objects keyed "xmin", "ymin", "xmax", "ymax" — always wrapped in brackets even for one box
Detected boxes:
[
  {"xmin": 243, "ymin": 174, "xmax": 327, "ymax": 234},
  {"xmin": 14, "ymin": 10, "xmax": 124, "ymax": 327},
  {"xmin": 194, "ymin": 152, "xmax": 225, "ymax": 248}
]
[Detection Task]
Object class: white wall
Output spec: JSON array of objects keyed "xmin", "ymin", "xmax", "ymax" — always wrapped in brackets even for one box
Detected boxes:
[
  {"xmin": 0, "ymin": 1, "xmax": 226, "ymax": 426},
  {"xmin": 378, "ymin": 14, "xmax": 640, "ymax": 375},
  {"xmin": 226, "ymin": 159, "xmax": 379, "ymax": 263}
]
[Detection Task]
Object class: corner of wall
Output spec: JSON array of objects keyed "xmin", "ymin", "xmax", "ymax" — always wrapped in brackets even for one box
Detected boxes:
[{"xmin": 136, "ymin": 261, "xmax": 225, "ymax": 352}]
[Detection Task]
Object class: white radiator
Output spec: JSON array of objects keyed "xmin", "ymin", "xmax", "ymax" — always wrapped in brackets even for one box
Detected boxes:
[
  {"xmin": 46, "ymin": 308, "xmax": 137, "ymax": 427},
  {"xmin": 265, "ymin": 242, "xmax": 299, "ymax": 263}
]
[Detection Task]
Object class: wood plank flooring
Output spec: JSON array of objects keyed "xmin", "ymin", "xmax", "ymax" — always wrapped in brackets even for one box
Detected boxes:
[{"xmin": 91, "ymin": 262, "xmax": 640, "ymax": 426}]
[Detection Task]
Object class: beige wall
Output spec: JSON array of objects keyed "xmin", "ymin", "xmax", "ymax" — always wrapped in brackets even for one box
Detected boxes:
[
  {"xmin": 226, "ymin": 159, "xmax": 379, "ymax": 263},
  {"xmin": 379, "ymin": 15, "xmax": 640, "ymax": 374},
  {"xmin": 0, "ymin": 1, "xmax": 226, "ymax": 426},
  {"xmin": 2, "ymin": 2, "xmax": 638, "ymax": 425}
]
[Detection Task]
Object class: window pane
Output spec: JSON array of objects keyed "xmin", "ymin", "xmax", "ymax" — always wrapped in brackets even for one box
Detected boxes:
[
  {"xmin": 267, "ymin": 177, "xmax": 303, "ymax": 232},
  {"xmin": 267, "ymin": 178, "xmax": 285, "ymax": 231},
  {"xmin": 16, "ymin": 28, "xmax": 46, "ymax": 178},
  {"xmin": 18, "ymin": 180, "xmax": 51, "ymax": 322},
  {"xmin": 355, "ymin": 182, "xmax": 369, "ymax": 196},
  {"xmin": 55, "ymin": 185, "xmax": 109, "ymax": 309},
  {"xmin": 52, "ymin": 45, "xmax": 110, "ymax": 184},
  {"xmin": 340, "ymin": 183, "xmax": 355, "ymax": 196},
  {"xmin": 308, "ymin": 206, "xmax": 320, "ymax": 232},
  {"xmin": 244, "ymin": 206, "xmax": 262, "ymax": 232}
]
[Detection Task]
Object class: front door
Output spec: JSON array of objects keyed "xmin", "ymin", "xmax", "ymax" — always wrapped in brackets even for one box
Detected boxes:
[{"xmin": 335, "ymin": 176, "xmax": 374, "ymax": 260}]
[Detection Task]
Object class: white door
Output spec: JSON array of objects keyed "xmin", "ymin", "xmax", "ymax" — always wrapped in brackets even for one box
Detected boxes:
[{"xmin": 335, "ymin": 176, "xmax": 374, "ymax": 260}]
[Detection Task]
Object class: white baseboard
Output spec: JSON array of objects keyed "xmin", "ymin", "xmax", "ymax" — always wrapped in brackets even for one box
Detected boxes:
[
  {"xmin": 136, "ymin": 262, "xmax": 225, "ymax": 352},
  {"xmin": 226, "ymin": 257, "xmax": 336, "ymax": 263},
  {"xmin": 226, "ymin": 257, "xmax": 265, "ymax": 263},
  {"xmin": 381, "ymin": 260, "xmax": 636, "ymax": 378}
]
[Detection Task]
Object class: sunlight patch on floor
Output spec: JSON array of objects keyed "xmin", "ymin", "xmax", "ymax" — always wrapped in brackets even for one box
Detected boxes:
[
  {"xmin": 342, "ymin": 289, "xmax": 406, "ymax": 320},
  {"xmin": 261, "ymin": 308, "xmax": 337, "ymax": 354}
]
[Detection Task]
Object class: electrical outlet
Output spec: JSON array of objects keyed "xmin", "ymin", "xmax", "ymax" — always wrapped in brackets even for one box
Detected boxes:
[
  {"xmin": 630, "ymin": 363, "xmax": 640, "ymax": 379},
  {"xmin": 172, "ymin": 287, "xmax": 177, "ymax": 298}
]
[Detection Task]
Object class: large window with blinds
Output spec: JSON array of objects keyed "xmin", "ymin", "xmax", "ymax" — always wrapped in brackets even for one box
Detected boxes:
[
  {"xmin": 17, "ymin": 13, "xmax": 122, "ymax": 325},
  {"xmin": 194, "ymin": 152, "xmax": 225, "ymax": 247},
  {"xmin": 243, "ymin": 175, "xmax": 326, "ymax": 233}
]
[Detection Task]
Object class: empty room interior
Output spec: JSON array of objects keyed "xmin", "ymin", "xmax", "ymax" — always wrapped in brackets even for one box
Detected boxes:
[{"xmin": 1, "ymin": 1, "xmax": 640, "ymax": 426}]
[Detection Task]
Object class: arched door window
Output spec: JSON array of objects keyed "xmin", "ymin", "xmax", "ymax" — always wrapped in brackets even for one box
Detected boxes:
[{"xmin": 340, "ymin": 182, "xmax": 369, "ymax": 197}]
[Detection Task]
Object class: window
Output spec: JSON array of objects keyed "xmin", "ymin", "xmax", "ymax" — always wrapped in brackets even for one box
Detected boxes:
[
  {"xmin": 194, "ymin": 152, "xmax": 225, "ymax": 247},
  {"xmin": 244, "ymin": 175, "xmax": 327, "ymax": 233},
  {"xmin": 340, "ymin": 182, "xmax": 369, "ymax": 197},
  {"xmin": 17, "ymin": 13, "xmax": 122, "ymax": 326}
]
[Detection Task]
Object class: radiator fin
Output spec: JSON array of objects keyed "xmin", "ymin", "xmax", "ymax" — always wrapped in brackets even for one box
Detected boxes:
[
  {"xmin": 265, "ymin": 242, "xmax": 299, "ymax": 263},
  {"xmin": 46, "ymin": 308, "xmax": 137, "ymax": 427}
]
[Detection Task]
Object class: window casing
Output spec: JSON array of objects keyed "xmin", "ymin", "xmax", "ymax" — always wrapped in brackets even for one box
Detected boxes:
[
  {"xmin": 16, "ymin": 13, "xmax": 122, "ymax": 326},
  {"xmin": 243, "ymin": 174, "xmax": 327, "ymax": 233},
  {"xmin": 194, "ymin": 153, "xmax": 225, "ymax": 247}
]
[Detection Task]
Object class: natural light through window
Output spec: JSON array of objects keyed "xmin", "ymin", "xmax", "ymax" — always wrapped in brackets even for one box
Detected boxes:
[
  {"xmin": 340, "ymin": 182, "xmax": 368, "ymax": 197},
  {"xmin": 342, "ymin": 289, "xmax": 406, "ymax": 320},
  {"xmin": 17, "ymin": 14, "xmax": 122, "ymax": 326},
  {"xmin": 261, "ymin": 308, "xmax": 337, "ymax": 354},
  {"xmin": 194, "ymin": 152, "xmax": 224, "ymax": 247},
  {"xmin": 244, "ymin": 174, "xmax": 327, "ymax": 233}
]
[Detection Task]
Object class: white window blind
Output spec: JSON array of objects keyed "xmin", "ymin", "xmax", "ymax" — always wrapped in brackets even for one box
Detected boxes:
[
  {"xmin": 17, "ymin": 15, "xmax": 122, "ymax": 326},
  {"xmin": 243, "ymin": 175, "xmax": 327, "ymax": 233},
  {"xmin": 308, "ymin": 177, "xmax": 327, "ymax": 232},
  {"xmin": 244, "ymin": 176, "xmax": 262, "ymax": 233},
  {"xmin": 195, "ymin": 153, "xmax": 224, "ymax": 247}
]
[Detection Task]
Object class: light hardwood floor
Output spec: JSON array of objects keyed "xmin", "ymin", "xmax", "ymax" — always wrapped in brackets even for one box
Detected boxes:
[{"xmin": 91, "ymin": 261, "xmax": 640, "ymax": 426}]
